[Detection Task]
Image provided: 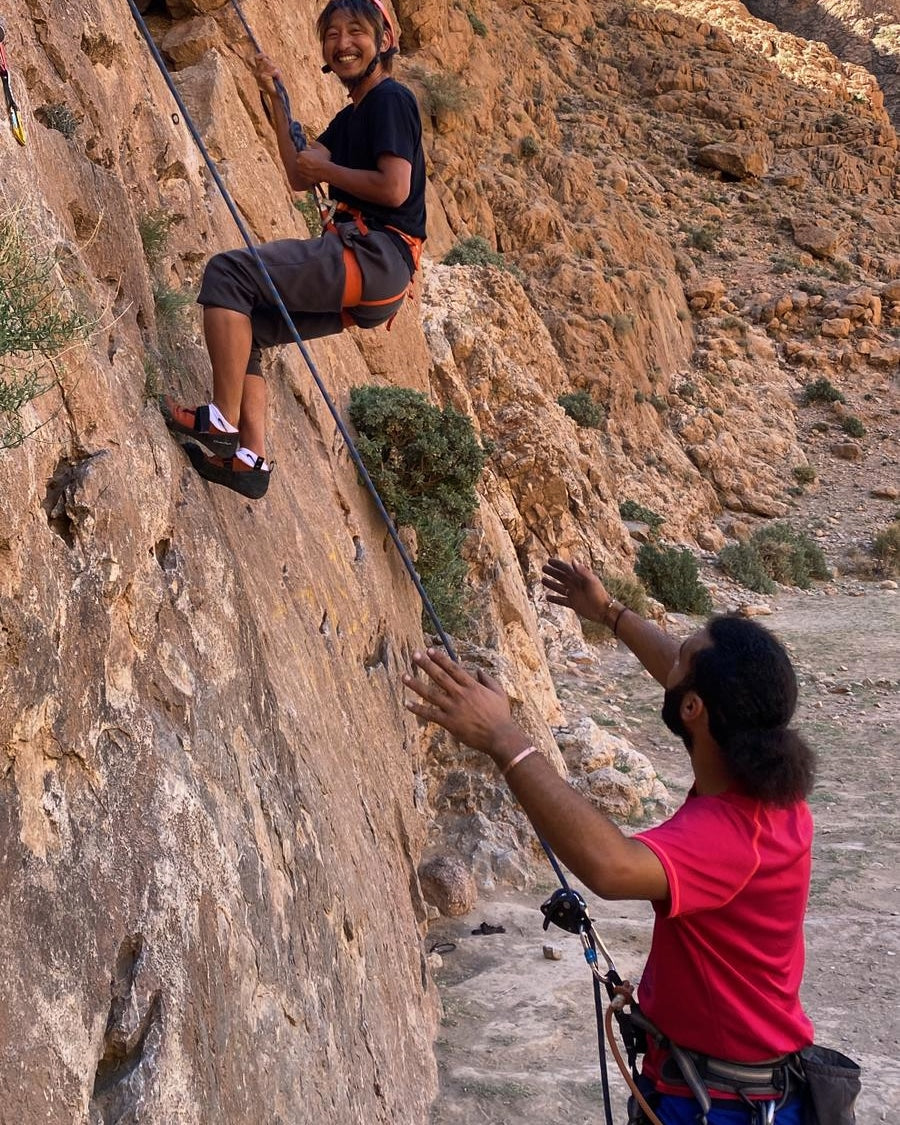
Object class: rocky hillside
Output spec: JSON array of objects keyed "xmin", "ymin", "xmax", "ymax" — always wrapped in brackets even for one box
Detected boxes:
[
  {"xmin": 745, "ymin": 0, "xmax": 900, "ymax": 125},
  {"xmin": 0, "ymin": 0, "xmax": 897, "ymax": 1120}
]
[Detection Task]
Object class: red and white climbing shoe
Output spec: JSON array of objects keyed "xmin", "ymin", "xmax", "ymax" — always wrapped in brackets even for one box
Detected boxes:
[
  {"xmin": 184, "ymin": 443, "xmax": 271, "ymax": 500},
  {"xmin": 159, "ymin": 396, "xmax": 240, "ymax": 458}
]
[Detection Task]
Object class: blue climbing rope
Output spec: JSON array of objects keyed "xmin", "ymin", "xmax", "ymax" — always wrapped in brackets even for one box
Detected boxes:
[{"xmin": 228, "ymin": 0, "xmax": 307, "ymax": 153}]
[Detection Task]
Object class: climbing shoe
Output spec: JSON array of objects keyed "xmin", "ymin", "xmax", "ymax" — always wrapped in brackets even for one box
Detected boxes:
[
  {"xmin": 183, "ymin": 443, "xmax": 271, "ymax": 500},
  {"xmin": 160, "ymin": 396, "xmax": 240, "ymax": 458}
]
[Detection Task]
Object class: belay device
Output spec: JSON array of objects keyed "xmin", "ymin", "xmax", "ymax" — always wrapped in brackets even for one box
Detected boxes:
[{"xmin": 541, "ymin": 886, "xmax": 646, "ymax": 1125}]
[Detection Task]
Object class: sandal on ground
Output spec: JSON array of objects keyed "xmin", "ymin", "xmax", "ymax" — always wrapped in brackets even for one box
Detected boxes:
[
  {"xmin": 184, "ymin": 443, "xmax": 271, "ymax": 500},
  {"xmin": 159, "ymin": 396, "xmax": 240, "ymax": 458}
]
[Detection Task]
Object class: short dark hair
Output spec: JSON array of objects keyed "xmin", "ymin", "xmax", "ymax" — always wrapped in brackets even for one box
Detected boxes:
[
  {"xmin": 692, "ymin": 616, "xmax": 815, "ymax": 805},
  {"xmin": 316, "ymin": 0, "xmax": 396, "ymax": 73}
]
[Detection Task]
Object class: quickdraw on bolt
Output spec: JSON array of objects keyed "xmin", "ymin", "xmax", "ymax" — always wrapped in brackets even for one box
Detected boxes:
[{"xmin": 0, "ymin": 23, "xmax": 26, "ymax": 146}]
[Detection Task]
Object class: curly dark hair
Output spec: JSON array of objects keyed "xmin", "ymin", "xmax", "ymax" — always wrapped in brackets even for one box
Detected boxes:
[{"xmin": 692, "ymin": 616, "xmax": 815, "ymax": 805}]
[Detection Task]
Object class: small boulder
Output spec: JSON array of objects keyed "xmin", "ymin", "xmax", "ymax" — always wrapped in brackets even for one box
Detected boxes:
[
  {"xmin": 697, "ymin": 526, "xmax": 726, "ymax": 551},
  {"xmin": 881, "ymin": 279, "xmax": 900, "ymax": 302},
  {"xmin": 738, "ymin": 604, "xmax": 773, "ymax": 617},
  {"xmin": 697, "ymin": 141, "xmax": 769, "ymax": 179},
  {"xmin": 725, "ymin": 518, "xmax": 752, "ymax": 542},
  {"xmin": 623, "ymin": 520, "xmax": 653, "ymax": 544},
  {"xmin": 791, "ymin": 219, "xmax": 840, "ymax": 260},
  {"xmin": 821, "ymin": 318, "xmax": 852, "ymax": 339},
  {"xmin": 684, "ymin": 277, "xmax": 726, "ymax": 309},
  {"xmin": 419, "ymin": 855, "xmax": 477, "ymax": 917},
  {"xmin": 829, "ymin": 442, "xmax": 863, "ymax": 461}
]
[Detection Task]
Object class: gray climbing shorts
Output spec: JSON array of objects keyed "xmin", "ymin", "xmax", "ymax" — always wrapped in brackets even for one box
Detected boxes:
[{"xmin": 197, "ymin": 224, "xmax": 412, "ymax": 374}]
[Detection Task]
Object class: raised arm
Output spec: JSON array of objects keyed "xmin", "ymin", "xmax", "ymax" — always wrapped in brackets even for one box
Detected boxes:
[
  {"xmin": 542, "ymin": 558, "xmax": 679, "ymax": 686},
  {"xmin": 403, "ymin": 649, "xmax": 668, "ymax": 902}
]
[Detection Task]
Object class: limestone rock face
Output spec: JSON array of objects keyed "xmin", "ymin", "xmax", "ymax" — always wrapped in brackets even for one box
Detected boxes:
[
  {"xmin": 744, "ymin": 0, "xmax": 900, "ymax": 126},
  {"xmin": 1, "ymin": 0, "xmax": 898, "ymax": 1117},
  {"xmin": 1, "ymin": 3, "xmax": 439, "ymax": 1121}
]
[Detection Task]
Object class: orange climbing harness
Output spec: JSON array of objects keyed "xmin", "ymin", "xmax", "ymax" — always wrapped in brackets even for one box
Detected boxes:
[{"xmin": 324, "ymin": 202, "xmax": 424, "ymax": 329}]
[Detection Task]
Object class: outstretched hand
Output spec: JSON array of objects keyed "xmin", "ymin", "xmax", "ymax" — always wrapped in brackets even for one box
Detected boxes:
[
  {"xmin": 403, "ymin": 649, "xmax": 523, "ymax": 759},
  {"xmin": 542, "ymin": 558, "xmax": 610, "ymax": 623}
]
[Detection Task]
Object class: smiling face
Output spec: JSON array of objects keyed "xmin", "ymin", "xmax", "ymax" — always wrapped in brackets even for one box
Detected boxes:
[{"xmin": 321, "ymin": 9, "xmax": 387, "ymax": 86}]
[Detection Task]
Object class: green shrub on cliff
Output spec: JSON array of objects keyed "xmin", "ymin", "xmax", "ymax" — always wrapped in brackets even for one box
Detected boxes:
[
  {"xmin": 0, "ymin": 213, "xmax": 90, "ymax": 448},
  {"xmin": 558, "ymin": 390, "xmax": 604, "ymax": 428},
  {"xmin": 348, "ymin": 386, "xmax": 488, "ymax": 633}
]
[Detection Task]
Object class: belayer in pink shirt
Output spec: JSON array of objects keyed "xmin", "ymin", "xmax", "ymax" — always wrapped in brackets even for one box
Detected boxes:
[{"xmin": 404, "ymin": 559, "xmax": 859, "ymax": 1124}]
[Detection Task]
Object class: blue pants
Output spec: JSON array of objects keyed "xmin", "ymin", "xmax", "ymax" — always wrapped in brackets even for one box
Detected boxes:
[{"xmin": 654, "ymin": 1092, "xmax": 804, "ymax": 1124}]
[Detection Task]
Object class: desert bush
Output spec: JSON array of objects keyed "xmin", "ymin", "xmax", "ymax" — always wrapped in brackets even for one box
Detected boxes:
[
  {"xmin": 294, "ymin": 194, "xmax": 322, "ymax": 236},
  {"xmin": 38, "ymin": 103, "xmax": 77, "ymax": 139},
  {"xmin": 872, "ymin": 521, "xmax": 900, "ymax": 576},
  {"xmin": 802, "ymin": 377, "xmax": 844, "ymax": 405},
  {"xmin": 635, "ymin": 543, "xmax": 712, "ymax": 614},
  {"xmin": 841, "ymin": 415, "xmax": 866, "ymax": 438},
  {"xmin": 152, "ymin": 281, "xmax": 194, "ymax": 330},
  {"xmin": 138, "ymin": 209, "xmax": 180, "ymax": 269},
  {"xmin": 558, "ymin": 390, "xmax": 604, "ymax": 429},
  {"xmin": 619, "ymin": 499, "xmax": 664, "ymax": 537},
  {"xmin": 348, "ymin": 385, "xmax": 488, "ymax": 632},
  {"xmin": 443, "ymin": 235, "xmax": 520, "ymax": 278},
  {"xmin": 467, "ymin": 10, "xmax": 487, "ymax": 36},
  {"xmin": 792, "ymin": 464, "xmax": 816, "ymax": 485},
  {"xmin": 686, "ymin": 225, "xmax": 717, "ymax": 252},
  {"xmin": 519, "ymin": 135, "xmax": 539, "ymax": 159},
  {"xmin": 0, "ymin": 213, "xmax": 91, "ymax": 448},
  {"xmin": 717, "ymin": 542, "xmax": 777, "ymax": 594},
  {"xmin": 416, "ymin": 71, "xmax": 476, "ymax": 117},
  {"xmin": 750, "ymin": 522, "xmax": 830, "ymax": 588}
]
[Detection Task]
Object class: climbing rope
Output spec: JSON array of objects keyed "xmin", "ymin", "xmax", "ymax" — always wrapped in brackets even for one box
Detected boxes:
[
  {"xmin": 228, "ymin": 0, "xmax": 308, "ymax": 156},
  {"xmin": 127, "ymin": 8, "xmax": 623, "ymax": 1116}
]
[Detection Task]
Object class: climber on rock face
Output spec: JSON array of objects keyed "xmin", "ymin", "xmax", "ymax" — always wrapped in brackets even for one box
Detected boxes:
[{"xmin": 161, "ymin": 0, "xmax": 426, "ymax": 500}]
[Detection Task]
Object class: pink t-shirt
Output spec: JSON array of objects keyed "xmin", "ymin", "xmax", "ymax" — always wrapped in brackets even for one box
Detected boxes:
[{"xmin": 635, "ymin": 791, "xmax": 814, "ymax": 1090}]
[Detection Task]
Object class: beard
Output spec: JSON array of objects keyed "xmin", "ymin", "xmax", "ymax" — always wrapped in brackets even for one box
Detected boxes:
[{"xmin": 662, "ymin": 678, "xmax": 695, "ymax": 751}]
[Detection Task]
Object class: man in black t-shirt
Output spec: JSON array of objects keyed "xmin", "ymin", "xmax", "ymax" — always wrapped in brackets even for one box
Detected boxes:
[{"xmin": 161, "ymin": 0, "xmax": 426, "ymax": 499}]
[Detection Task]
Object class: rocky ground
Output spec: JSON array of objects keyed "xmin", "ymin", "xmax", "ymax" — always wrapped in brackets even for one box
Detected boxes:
[{"xmin": 426, "ymin": 582, "xmax": 899, "ymax": 1124}]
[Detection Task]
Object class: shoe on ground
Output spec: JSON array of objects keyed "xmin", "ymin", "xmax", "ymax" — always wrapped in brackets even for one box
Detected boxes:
[
  {"xmin": 159, "ymin": 396, "xmax": 239, "ymax": 458},
  {"xmin": 184, "ymin": 443, "xmax": 271, "ymax": 500}
]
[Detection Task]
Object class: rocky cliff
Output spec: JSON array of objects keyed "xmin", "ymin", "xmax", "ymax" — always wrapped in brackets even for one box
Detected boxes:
[{"xmin": 0, "ymin": 0, "xmax": 897, "ymax": 1120}]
